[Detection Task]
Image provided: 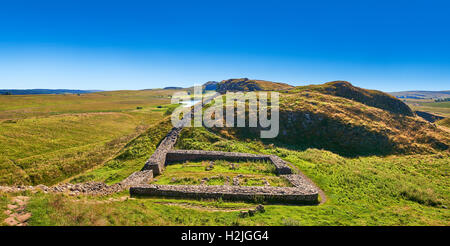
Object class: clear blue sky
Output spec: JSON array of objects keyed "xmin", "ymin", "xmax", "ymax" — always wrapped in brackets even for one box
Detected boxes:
[{"xmin": 0, "ymin": 0, "xmax": 449, "ymax": 91}]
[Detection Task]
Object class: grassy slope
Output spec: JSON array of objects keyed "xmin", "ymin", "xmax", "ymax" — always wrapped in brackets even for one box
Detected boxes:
[
  {"xmin": 290, "ymin": 81, "xmax": 414, "ymax": 115},
  {"xmin": 69, "ymin": 119, "xmax": 174, "ymax": 184},
  {"xmin": 0, "ymin": 90, "xmax": 179, "ymax": 185},
  {"xmin": 7, "ymin": 126, "xmax": 448, "ymax": 226},
  {"xmin": 212, "ymin": 91, "xmax": 449, "ymax": 156},
  {"xmin": 438, "ymin": 118, "xmax": 450, "ymax": 128}
]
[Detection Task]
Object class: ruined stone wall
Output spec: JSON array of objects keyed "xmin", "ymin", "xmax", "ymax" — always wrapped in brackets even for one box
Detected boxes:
[
  {"xmin": 141, "ymin": 93, "xmax": 220, "ymax": 175},
  {"xmin": 166, "ymin": 150, "xmax": 292, "ymax": 175},
  {"xmin": 130, "ymin": 184, "xmax": 319, "ymax": 204},
  {"xmin": 141, "ymin": 126, "xmax": 183, "ymax": 175}
]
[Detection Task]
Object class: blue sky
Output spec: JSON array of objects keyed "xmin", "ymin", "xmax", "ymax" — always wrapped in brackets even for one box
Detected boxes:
[{"xmin": 0, "ymin": 0, "xmax": 449, "ymax": 91}]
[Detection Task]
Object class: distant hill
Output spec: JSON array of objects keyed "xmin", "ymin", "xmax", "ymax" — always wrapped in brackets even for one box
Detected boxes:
[
  {"xmin": 163, "ymin": 87, "xmax": 184, "ymax": 90},
  {"xmin": 216, "ymin": 78, "xmax": 294, "ymax": 93},
  {"xmin": 0, "ymin": 89, "xmax": 102, "ymax": 95},
  {"xmin": 389, "ymin": 90, "xmax": 450, "ymax": 99},
  {"xmin": 290, "ymin": 81, "xmax": 414, "ymax": 116}
]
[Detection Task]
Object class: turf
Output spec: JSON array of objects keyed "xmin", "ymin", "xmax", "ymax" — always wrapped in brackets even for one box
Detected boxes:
[{"xmin": 0, "ymin": 90, "xmax": 180, "ymax": 185}]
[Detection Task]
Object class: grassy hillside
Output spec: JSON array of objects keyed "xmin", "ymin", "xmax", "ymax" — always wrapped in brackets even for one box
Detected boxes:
[
  {"xmin": 438, "ymin": 118, "xmax": 450, "ymax": 128},
  {"xmin": 216, "ymin": 78, "xmax": 293, "ymax": 93},
  {"xmin": 68, "ymin": 119, "xmax": 173, "ymax": 184},
  {"xmin": 291, "ymin": 81, "xmax": 414, "ymax": 116},
  {"xmin": 208, "ymin": 89, "xmax": 449, "ymax": 156},
  {"xmin": 0, "ymin": 90, "xmax": 180, "ymax": 185}
]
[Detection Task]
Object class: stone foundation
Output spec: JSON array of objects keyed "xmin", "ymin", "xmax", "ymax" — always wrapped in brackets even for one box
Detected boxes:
[
  {"xmin": 166, "ymin": 150, "xmax": 292, "ymax": 175},
  {"xmin": 130, "ymin": 184, "xmax": 318, "ymax": 204}
]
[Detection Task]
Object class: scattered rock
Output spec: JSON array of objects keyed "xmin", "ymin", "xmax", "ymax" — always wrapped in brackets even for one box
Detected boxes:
[
  {"xmin": 248, "ymin": 209, "xmax": 256, "ymax": 216},
  {"xmin": 16, "ymin": 213, "xmax": 31, "ymax": 223},
  {"xmin": 239, "ymin": 211, "xmax": 249, "ymax": 218},
  {"xmin": 256, "ymin": 204, "xmax": 265, "ymax": 213},
  {"xmin": 230, "ymin": 163, "xmax": 239, "ymax": 170},
  {"xmin": 4, "ymin": 217, "xmax": 19, "ymax": 226},
  {"xmin": 12, "ymin": 198, "xmax": 26, "ymax": 206}
]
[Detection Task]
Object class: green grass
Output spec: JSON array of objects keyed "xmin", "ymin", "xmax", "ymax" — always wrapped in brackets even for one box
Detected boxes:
[
  {"xmin": 0, "ymin": 89, "xmax": 176, "ymax": 120},
  {"xmin": 0, "ymin": 193, "xmax": 8, "ymax": 225},
  {"xmin": 438, "ymin": 118, "xmax": 450, "ymax": 128},
  {"xmin": 152, "ymin": 160, "xmax": 291, "ymax": 187},
  {"xmin": 0, "ymin": 89, "xmax": 182, "ymax": 185},
  {"xmin": 1, "ymin": 88, "xmax": 449, "ymax": 226},
  {"xmin": 1, "ymin": 125, "xmax": 448, "ymax": 225},
  {"xmin": 68, "ymin": 119, "xmax": 174, "ymax": 184},
  {"xmin": 403, "ymin": 98, "xmax": 450, "ymax": 118}
]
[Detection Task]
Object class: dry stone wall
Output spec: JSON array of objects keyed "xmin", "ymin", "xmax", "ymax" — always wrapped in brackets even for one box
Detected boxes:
[
  {"xmin": 130, "ymin": 184, "xmax": 318, "ymax": 204},
  {"xmin": 166, "ymin": 150, "xmax": 292, "ymax": 175},
  {"xmin": 141, "ymin": 94, "xmax": 219, "ymax": 175}
]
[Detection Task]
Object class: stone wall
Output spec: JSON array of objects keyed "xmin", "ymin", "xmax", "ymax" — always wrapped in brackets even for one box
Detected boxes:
[
  {"xmin": 166, "ymin": 150, "xmax": 292, "ymax": 175},
  {"xmin": 130, "ymin": 184, "xmax": 318, "ymax": 204},
  {"xmin": 141, "ymin": 93, "xmax": 219, "ymax": 175},
  {"xmin": 141, "ymin": 126, "xmax": 183, "ymax": 175}
]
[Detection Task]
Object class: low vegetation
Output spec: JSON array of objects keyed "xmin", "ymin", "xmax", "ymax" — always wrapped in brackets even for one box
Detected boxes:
[
  {"xmin": 216, "ymin": 78, "xmax": 293, "ymax": 93},
  {"xmin": 0, "ymin": 90, "xmax": 180, "ymax": 185},
  {"xmin": 209, "ymin": 88, "xmax": 449, "ymax": 156},
  {"xmin": 152, "ymin": 160, "xmax": 291, "ymax": 187},
  {"xmin": 0, "ymin": 81, "xmax": 448, "ymax": 226}
]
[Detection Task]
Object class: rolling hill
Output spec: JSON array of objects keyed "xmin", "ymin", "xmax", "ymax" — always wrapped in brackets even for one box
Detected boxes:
[
  {"xmin": 0, "ymin": 89, "xmax": 102, "ymax": 95},
  {"xmin": 389, "ymin": 90, "xmax": 450, "ymax": 99}
]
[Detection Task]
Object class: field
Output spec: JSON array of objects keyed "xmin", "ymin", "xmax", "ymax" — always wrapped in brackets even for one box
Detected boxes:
[
  {"xmin": 0, "ymin": 90, "xmax": 179, "ymax": 185},
  {"xmin": 402, "ymin": 98, "xmax": 450, "ymax": 118},
  {"xmin": 1, "ymin": 88, "xmax": 449, "ymax": 226}
]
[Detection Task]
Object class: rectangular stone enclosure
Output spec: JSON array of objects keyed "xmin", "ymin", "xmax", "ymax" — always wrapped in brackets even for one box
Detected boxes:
[
  {"xmin": 132, "ymin": 150, "xmax": 319, "ymax": 204},
  {"xmin": 132, "ymin": 95, "xmax": 319, "ymax": 204}
]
